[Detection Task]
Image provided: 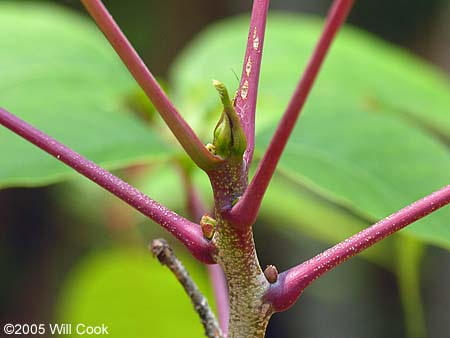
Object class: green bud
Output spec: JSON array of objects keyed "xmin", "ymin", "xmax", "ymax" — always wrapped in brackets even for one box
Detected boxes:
[{"xmin": 212, "ymin": 80, "xmax": 247, "ymax": 159}]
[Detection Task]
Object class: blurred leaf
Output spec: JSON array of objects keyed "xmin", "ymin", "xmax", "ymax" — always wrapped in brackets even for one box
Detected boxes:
[
  {"xmin": 171, "ymin": 13, "xmax": 450, "ymax": 250},
  {"xmin": 260, "ymin": 175, "xmax": 395, "ymax": 270},
  {"xmin": 0, "ymin": 2, "xmax": 172, "ymax": 188},
  {"xmin": 125, "ymin": 78, "xmax": 170, "ymax": 125},
  {"xmin": 57, "ymin": 247, "xmax": 213, "ymax": 338},
  {"xmin": 137, "ymin": 161, "xmax": 213, "ymax": 215},
  {"xmin": 136, "ymin": 163, "xmax": 186, "ymax": 214}
]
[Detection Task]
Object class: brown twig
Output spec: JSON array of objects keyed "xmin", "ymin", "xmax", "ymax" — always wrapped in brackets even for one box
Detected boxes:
[{"xmin": 150, "ymin": 239, "xmax": 225, "ymax": 338}]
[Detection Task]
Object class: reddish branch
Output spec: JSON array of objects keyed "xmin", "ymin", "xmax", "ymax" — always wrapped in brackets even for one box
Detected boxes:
[
  {"xmin": 234, "ymin": 0, "xmax": 270, "ymax": 166},
  {"xmin": 179, "ymin": 166, "xmax": 230, "ymax": 334},
  {"xmin": 266, "ymin": 184, "xmax": 450, "ymax": 312},
  {"xmin": 0, "ymin": 108, "xmax": 214, "ymax": 264},
  {"xmin": 207, "ymin": 265, "xmax": 230, "ymax": 333},
  {"xmin": 179, "ymin": 165, "xmax": 208, "ymax": 221},
  {"xmin": 228, "ymin": 0, "xmax": 355, "ymax": 227},
  {"xmin": 0, "ymin": 1, "xmax": 448, "ymax": 333},
  {"xmin": 80, "ymin": 0, "xmax": 221, "ymax": 171}
]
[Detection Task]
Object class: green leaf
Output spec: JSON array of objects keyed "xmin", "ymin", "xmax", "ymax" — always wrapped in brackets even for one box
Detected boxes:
[
  {"xmin": 136, "ymin": 162, "xmax": 186, "ymax": 214},
  {"xmin": 171, "ymin": 13, "xmax": 450, "ymax": 250},
  {"xmin": 260, "ymin": 175, "xmax": 396, "ymax": 270},
  {"xmin": 0, "ymin": 2, "xmax": 171, "ymax": 188},
  {"xmin": 57, "ymin": 247, "xmax": 214, "ymax": 338}
]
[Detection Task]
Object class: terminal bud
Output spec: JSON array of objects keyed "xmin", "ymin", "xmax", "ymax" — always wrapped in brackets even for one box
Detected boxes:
[{"xmin": 212, "ymin": 80, "xmax": 247, "ymax": 159}]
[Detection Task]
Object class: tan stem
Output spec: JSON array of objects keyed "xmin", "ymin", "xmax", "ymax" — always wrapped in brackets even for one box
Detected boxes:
[{"xmin": 213, "ymin": 218, "xmax": 273, "ymax": 338}]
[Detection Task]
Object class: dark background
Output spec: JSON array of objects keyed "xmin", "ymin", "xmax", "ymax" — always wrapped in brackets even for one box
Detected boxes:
[{"xmin": 1, "ymin": 1, "xmax": 449, "ymax": 337}]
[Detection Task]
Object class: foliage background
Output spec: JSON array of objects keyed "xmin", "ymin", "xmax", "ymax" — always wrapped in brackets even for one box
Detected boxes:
[{"xmin": 0, "ymin": 0, "xmax": 449, "ymax": 337}]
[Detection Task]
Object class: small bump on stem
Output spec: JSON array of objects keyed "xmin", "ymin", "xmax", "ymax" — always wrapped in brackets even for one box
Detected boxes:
[
  {"xmin": 264, "ymin": 265, "xmax": 279, "ymax": 284},
  {"xmin": 201, "ymin": 213, "xmax": 217, "ymax": 240}
]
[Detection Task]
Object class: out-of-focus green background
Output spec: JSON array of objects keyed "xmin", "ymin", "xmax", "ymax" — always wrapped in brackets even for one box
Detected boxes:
[{"xmin": 0, "ymin": 1, "xmax": 449, "ymax": 338}]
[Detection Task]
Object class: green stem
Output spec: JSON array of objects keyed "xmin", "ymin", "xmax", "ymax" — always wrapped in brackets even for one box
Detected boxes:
[
  {"xmin": 396, "ymin": 237, "xmax": 426, "ymax": 338},
  {"xmin": 207, "ymin": 155, "xmax": 272, "ymax": 337},
  {"xmin": 213, "ymin": 218, "xmax": 272, "ymax": 338}
]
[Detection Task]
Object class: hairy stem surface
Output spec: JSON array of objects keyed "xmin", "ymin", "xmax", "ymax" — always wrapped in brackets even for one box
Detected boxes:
[
  {"xmin": 213, "ymin": 218, "xmax": 272, "ymax": 338},
  {"xmin": 207, "ymin": 157, "xmax": 273, "ymax": 337}
]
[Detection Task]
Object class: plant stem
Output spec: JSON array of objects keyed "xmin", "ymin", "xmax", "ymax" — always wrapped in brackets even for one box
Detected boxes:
[
  {"xmin": 179, "ymin": 164, "xmax": 230, "ymax": 334},
  {"xmin": 227, "ymin": 0, "xmax": 354, "ymax": 227},
  {"xmin": 0, "ymin": 108, "xmax": 214, "ymax": 264},
  {"xmin": 150, "ymin": 239, "xmax": 224, "ymax": 338},
  {"xmin": 80, "ymin": 0, "xmax": 222, "ymax": 171},
  {"xmin": 213, "ymin": 218, "xmax": 272, "ymax": 338},
  {"xmin": 396, "ymin": 238, "xmax": 426, "ymax": 338},
  {"xmin": 266, "ymin": 184, "xmax": 450, "ymax": 312},
  {"xmin": 206, "ymin": 150, "xmax": 272, "ymax": 337},
  {"xmin": 234, "ymin": 0, "xmax": 270, "ymax": 166},
  {"xmin": 203, "ymin": 3, "xmax": 277, "ymax": 336}
]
